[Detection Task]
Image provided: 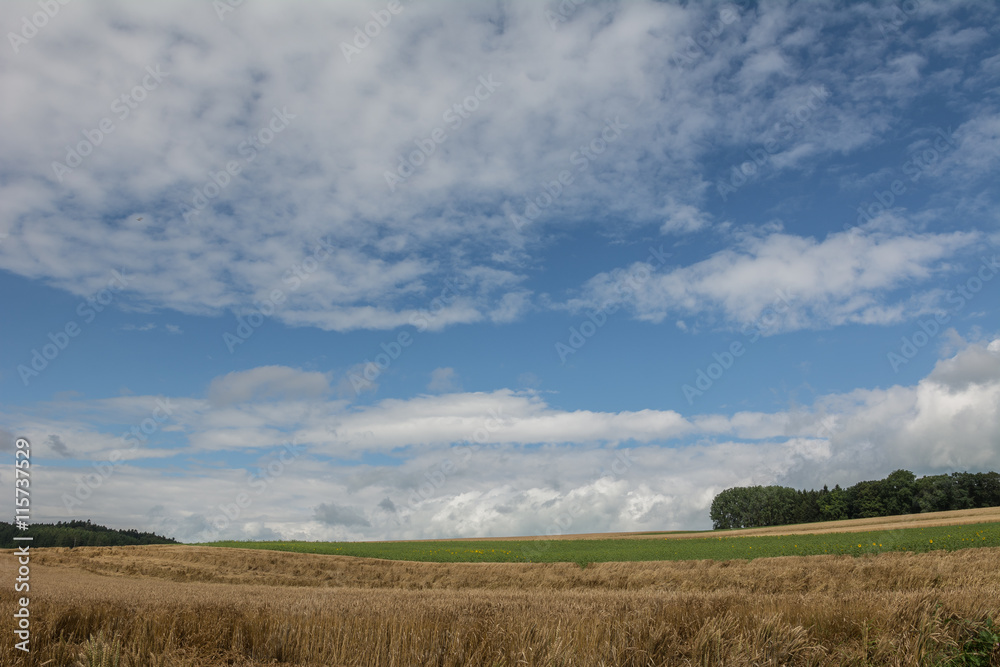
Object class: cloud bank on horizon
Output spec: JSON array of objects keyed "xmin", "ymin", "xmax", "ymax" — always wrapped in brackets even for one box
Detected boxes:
[{"xmin": 0, "ymin": 0, "xmax": 998, "ymax": 542}]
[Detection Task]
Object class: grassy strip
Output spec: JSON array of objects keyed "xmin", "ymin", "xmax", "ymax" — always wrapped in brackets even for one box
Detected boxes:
[{"xmin": 198, "ymin": 521, "xmax": 1000, "ymax": 565}]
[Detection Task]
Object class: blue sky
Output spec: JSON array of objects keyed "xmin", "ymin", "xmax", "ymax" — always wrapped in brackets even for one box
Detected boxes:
[{"xmin": 1, "ymin": 0, "xmax": 999, "ymax": 542}]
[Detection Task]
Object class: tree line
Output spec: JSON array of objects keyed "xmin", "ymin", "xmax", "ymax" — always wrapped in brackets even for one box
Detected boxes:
[
  {"xmin": 710, "ymin": 470, "xmax": 1000, "ymax": 530},
  {"xmin": 0, "ymin": 519, "xmax": 178, "ymax": 548}
]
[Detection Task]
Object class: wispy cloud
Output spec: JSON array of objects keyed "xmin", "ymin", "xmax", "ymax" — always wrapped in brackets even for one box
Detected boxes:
[{"xmin": 566, "ymin": 225, "xmax": 982, "ymax": 332}]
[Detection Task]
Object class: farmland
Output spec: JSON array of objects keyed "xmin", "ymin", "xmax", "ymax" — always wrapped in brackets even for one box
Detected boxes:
[
  {"xmin": 201, "ymin": 520, "xmax": 1000, "ymax": 565},
  {"xmin": 3, "ymin": 509, "xmax": 1000, "ymax": 666}
]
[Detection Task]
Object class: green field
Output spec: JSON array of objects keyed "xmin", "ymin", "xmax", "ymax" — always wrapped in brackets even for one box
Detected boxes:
[{"xmin": 200, "ymin": 521, "xmax": 1000, "ymax": 566}]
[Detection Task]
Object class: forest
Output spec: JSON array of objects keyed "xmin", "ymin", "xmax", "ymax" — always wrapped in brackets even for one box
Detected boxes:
[
  {"xmin": 710, "ymin": 470, "xmax": 1000, "ymax": 530},
  {"xmin": 0, "ymin": 519, "xmax": 177, "ymax": 548}
]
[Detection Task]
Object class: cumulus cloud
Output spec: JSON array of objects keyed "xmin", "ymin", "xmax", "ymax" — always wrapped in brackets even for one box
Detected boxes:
[
  {"xmin": 928, "ymin": 338, "xmax": 1000, "ymax": 392},
  {"xmin": 3, "ymin": 336, "xmax": 997, "ymax": 541}
]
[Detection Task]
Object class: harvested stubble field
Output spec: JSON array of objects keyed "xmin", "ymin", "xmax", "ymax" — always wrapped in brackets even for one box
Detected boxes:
[{"xmin": 3, "ymin": 513, "xmax": 1000, "ymax": 666}]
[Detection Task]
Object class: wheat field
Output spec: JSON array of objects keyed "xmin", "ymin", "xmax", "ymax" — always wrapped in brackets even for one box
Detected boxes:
[{"xmin": 2, "ymin": 541, "xmax": 999, "ymax": 666}]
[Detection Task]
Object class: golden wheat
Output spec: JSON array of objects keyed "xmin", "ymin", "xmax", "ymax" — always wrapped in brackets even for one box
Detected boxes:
[{"xmin": 2, "ymin": 544, "xmax": 999, "ymax": 665}]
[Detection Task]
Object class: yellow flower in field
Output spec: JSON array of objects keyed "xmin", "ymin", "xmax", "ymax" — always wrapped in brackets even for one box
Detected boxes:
[{"xmin": 929, "ymin": 539, "xmax": 933, "ymax": 543}]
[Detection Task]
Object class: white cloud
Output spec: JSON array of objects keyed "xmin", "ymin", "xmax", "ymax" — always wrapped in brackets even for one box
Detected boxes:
[
  {"xmin": 4, "ymin": 337, "xmax": 998, "ymax": 541},
  {"xmin": 1, "ymin": 0, "xmax": 999, "ymax": 544},
  {"xmin": 927, "ymin": 338, "xmax": 1000, "ymax": 392},
  {"xmin": 659, "ymin": 197, "xmax": 711, "ymax": 234},
  {"xmin": 567, "ymin": 226, "xmax": 981, "ymax": 332},
  {"xmin": 2, "ymin": 1, "xmax": 993, "ymax": 333},
  {"xmin": 948, "ymin": 114, "xmax": 1000, "ymax": 175}
]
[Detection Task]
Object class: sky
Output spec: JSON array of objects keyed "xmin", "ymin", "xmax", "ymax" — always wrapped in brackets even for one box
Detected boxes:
[{"xmin": 0, "ymin": 0, "xmax": 998, "ymax": 543}]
